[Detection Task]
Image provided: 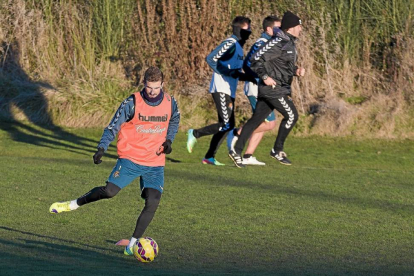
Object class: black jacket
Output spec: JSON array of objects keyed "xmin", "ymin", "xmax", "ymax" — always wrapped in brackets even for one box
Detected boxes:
[{"xmin": 250, "ymin": 31, "xmax": 298, "ymax": 97}]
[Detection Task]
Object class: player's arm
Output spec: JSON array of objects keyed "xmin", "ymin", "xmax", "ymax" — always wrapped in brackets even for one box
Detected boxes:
[
  {"xmin": 242, "ymin": 47, "xmax": 257, "ymax": 78},
  {"xmin": 161, "ymin": 96, "xmax": 180, "ymax": 155},
  {"xmin": 96, "ymin": 95, "xmax": 134, "ymax": 148},
  {"xmin": 250, "ymin": 38, "xmax": 283, "ymax": 85},
  {"xmin": 242, "ymin": 40, "xmax": 265, "ymax": 82},
  {"xmin": 205, "ymin": 38, "xmax": 238, "ymax": 77},
  {"xmin": 166, "ymin": 96, "xmax": 180, "ymax": 142},
  {"xmin": 93, "ymin": 96, "xmax": 134, "ymax": 164}
]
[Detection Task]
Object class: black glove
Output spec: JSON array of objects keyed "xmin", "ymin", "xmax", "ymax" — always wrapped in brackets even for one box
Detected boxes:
[
  {"xmin": 229, "ymin": 69, "xmax": 242, "ymax": 79},
  {"xmin": 241, "ymin": 74, "xmax": 258, "ymax": 84},
  {"xmin": 230, "ymin": 70, "xmax": 256, "ymax": 84},
  {"xmin": 93, "ymin": 147, "xmax": 105, "ymax": 164},
  {"xmin": 162, "ymin": 139, "xmax": 172, "ymax": 154},
  {"xmin": 235, "ymin": 72, "xmax": 249, "ymax": 81}
]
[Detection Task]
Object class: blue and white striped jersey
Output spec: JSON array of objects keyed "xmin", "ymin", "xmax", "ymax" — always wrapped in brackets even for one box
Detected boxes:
[{"xmin": 206, "ymin": 34, "xmax": 244, "ymax": 98}]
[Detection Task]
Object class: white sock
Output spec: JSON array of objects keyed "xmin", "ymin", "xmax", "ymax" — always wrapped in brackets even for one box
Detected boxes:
[
  {"xmin": 69, "ymin": 200, "xmax": 79, "ymax": 210},
  {"xmin": 128, "ymin": 237, "xmax": 137, "ymax": 249}
]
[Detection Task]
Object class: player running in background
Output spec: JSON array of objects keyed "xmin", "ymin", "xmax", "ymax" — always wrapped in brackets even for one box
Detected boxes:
[
  {"xmin": 229, "ymin": 11, "xmax": 305, "ymax": 168},
  {"xmin": 49, "ymin": 66, "xmax": 180, "ymax": 255},
  {"xmin": 186, "ymin": 16, "xmax": 255, "ymax": 165},
  {"xmin": 227, "ymin": 16, "xmax": 281, "ymax": 166}
]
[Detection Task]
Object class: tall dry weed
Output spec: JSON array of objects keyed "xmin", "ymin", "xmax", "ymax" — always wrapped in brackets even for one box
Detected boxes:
[
  {"xmin": 0, "ymin": 0, "xmax": 131, "ymax": 126},
  {"xmin": 0, "ymin": 0, "xmax": 413, "ymax": 137},
  {"xmin": 127, "ymin": 0, "xmax": 232, "ymax": 83}
]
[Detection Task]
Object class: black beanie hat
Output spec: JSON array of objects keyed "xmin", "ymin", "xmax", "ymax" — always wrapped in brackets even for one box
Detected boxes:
[{"xmin": 281, "ymin": 11, "xmax": 301, "ymax": 30}]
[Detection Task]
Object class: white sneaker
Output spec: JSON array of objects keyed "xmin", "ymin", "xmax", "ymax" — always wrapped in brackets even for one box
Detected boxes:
[{"xmin": 242, "ymin": 156, "xmax": 266, "ymax": 166}]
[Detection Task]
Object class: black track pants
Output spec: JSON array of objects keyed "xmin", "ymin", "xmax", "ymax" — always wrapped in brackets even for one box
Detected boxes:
[
  {"xmin": 193, "ymin": 92, "xmax": 235, "ymax": 159},
  {"xmin": 234, "ymin": 95, "xmax": 298, "ymax": 154}
]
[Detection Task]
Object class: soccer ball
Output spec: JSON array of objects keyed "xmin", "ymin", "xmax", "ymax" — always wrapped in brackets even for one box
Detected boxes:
[{"xmin": 132, "ymin": 237, "xmax": 159, "ymax": 262}]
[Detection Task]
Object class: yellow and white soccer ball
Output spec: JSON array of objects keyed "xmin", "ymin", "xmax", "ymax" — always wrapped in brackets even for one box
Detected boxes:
[{"xmin": 132, "ymin": 237, "xmax": 159, "ymax": 262}]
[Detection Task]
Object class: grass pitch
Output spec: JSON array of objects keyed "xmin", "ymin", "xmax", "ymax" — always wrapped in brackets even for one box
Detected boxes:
[{"xmin": 0, "ymin": 121, "xmax": 413, "ymax": 276}]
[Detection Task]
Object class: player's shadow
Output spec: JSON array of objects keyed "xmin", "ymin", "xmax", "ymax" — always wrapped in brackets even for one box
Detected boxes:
[
  {"xmin": 0, "ymin": 226, "xmax": 120, "ymax": 253},
  {"xmin": 0, "ymin": 226, "xmax": 214, "ymax": 276},
  {"xmin": 0, "ymin": 227, "xmax": 139, "ymax": 275},
  {"xmin": 166, "ymin": 157, "xmax": 182, "ymax": 163},
  {"xmin": 0, "ymin": 41, "xmax": 116, "ymax": 158}
]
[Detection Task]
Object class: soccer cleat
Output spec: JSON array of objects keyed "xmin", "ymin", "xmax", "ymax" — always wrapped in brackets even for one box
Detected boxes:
[
  {"xmin": 242, "ymin": 156, "xmax": 266, "ymax": 166},
  {"xmin": 187, "ymin": 129, "xmax": 197, "ymax": 153},
  {"xmin": 49, "ymin": 201, "xmax": 71, "ymax": 214},
  {"xmin": 228, "ymin": 150, "xmax": 245, "ymax": 168},
  {"xmin": 202, "ymin": 157, "xmax": 225, "ymax": 166},
  {"xmin": 270, "ymin": 149, "xmax": 292, "ymax": 165},
  {"xmin": 226, "ymin": 129, "xmax": 238, "ymax": 151},
  {"xmin": 124, "ymin": 246, "xmax": 134, "ymax": 256}
]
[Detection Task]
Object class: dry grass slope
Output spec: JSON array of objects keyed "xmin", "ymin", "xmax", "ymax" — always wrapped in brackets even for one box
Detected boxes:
[{"xmin": 0, "ymin": 0, "xmax": 413, "ymax": 138}]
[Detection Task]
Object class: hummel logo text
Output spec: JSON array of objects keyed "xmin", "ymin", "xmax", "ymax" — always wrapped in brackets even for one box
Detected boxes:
[{"xmin": 139, "ymin": 113, "xmax": 168, "ymax": 122}]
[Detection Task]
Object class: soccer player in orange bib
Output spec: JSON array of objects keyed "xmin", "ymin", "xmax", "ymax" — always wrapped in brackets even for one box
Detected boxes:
[{"xmin": 49, "ymin": 66, "xmax": 180, "ymax": 255}]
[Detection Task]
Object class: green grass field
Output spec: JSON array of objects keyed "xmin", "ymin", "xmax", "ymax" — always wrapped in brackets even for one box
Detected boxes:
[{"xmin": 0, "ymin": 121, "xmax": 413, "ymax": 276}]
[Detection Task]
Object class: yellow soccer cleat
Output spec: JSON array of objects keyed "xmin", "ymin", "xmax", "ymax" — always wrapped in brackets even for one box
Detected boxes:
[{"xmin": 49, "ymin": 201, "xmax": 71, "ymax": 214}]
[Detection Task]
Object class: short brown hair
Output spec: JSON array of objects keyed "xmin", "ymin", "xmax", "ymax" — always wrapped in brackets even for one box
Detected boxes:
[
  {"xmin": 232, "ymin": 16, "xmax": 251, "ymax": 28},
  {"xmin": 144, "ymin": 66, "xmax": 163, "ymax": 82},
  {"xmin": 263, "ymin": 15, "xmax": 281, "ymax": 32}
]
